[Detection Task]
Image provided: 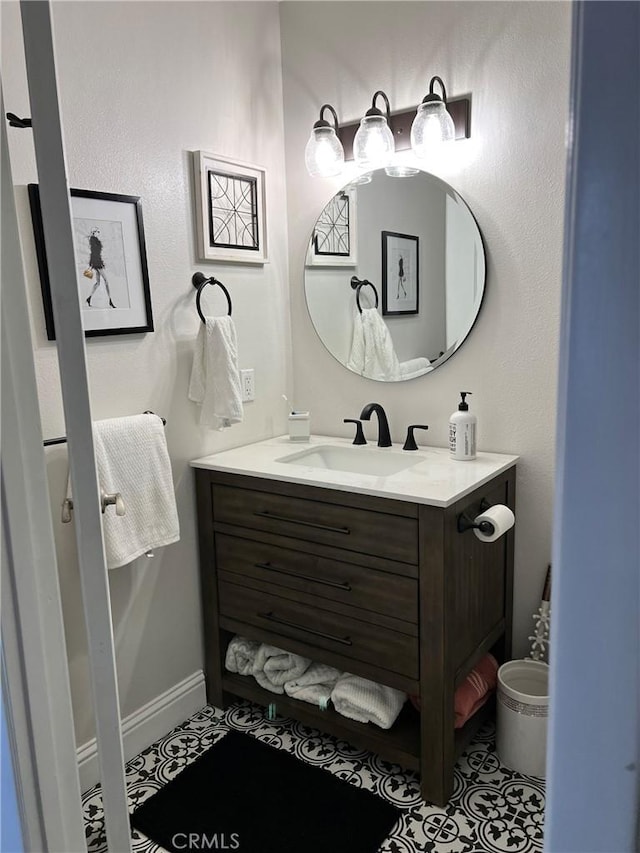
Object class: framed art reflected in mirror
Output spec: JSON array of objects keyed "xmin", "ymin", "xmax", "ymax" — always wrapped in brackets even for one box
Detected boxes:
[
  {"xmin": 382, "ymin": 231, "xmax": 419, "ymax": 316},
  {"xmin": 28, "ymin": 185, "xmax": 154, "ymax": 340},
  {"xmin": 306, "ymin": 188, "xmax": 357, "ymax": 267}
]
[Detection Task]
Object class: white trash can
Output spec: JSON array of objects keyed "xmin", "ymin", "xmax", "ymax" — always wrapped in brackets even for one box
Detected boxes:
[{"xmin": 496, "ymin": 660, "xmax": 549, "ymax": 777}]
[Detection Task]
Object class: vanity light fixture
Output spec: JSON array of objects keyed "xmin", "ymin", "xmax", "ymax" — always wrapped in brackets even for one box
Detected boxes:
[
  {"xmin": 306, "ymin": 78, "xmax": 470, "ymax": 178},
  {"xmin": 304, "ymin": 104, "xmax": 345, "ymax": 178},
  {"xmin": 410, "ymin": 76, "xmax": 456, "ymax": 155},
  {"xmin": 352, "ymin": 91, "xmax": 395, "ymax": 171}
]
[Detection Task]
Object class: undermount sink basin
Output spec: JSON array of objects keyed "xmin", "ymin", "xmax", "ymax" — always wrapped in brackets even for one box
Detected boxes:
[{"xmin": 276, "ymin": 444, "xmax": 422, "ymax": 477}]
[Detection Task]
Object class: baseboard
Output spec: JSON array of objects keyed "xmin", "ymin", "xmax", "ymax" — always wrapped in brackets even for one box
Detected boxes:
[{"xmin": 77, "ymin": 670, "xmax": 206, "ymax": 792}]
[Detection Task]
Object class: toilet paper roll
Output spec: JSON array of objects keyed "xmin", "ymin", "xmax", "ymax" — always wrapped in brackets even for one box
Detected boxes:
[{"xmin": 473, "ymin": 504, "xmax": 515, "ymax": 542}]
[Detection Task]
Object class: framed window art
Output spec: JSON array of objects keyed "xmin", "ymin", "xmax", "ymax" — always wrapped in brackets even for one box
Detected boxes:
[
  {"xmin": 28, "ymin": 186, "xmax": 154, "ymax": 340},
  {"xmin": 193, "ymin": 151, "xmax": 268, "ymax": 264},
  {"xmin": 381, "ymin": 230, "xmax": 419, "ymax": 316}
]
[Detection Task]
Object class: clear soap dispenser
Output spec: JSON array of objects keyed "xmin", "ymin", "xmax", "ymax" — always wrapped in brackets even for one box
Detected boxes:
[{"xmin": 449, "ymin": 391, "xmax": 477, "ymax": 460}]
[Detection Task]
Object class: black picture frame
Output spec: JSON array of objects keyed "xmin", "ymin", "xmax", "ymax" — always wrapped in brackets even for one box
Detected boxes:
[
  {"xmin": 381, "ymin": 230, "xmax": 419, "ymax": 316},
  {"xmin": 28, "ymin": 185, "xmax": 154, "ymax": 340}
]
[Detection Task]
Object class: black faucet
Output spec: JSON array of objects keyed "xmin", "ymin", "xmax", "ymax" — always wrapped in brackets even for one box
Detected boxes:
[{"xmin": 359, "ymin": 403, "xmax": 392, "ymax": 447}]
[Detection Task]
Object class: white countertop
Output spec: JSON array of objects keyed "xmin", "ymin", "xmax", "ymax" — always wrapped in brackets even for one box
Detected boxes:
[{"xmin": 190, "ymin": 435, "xmax": 518, "ymax": 508}]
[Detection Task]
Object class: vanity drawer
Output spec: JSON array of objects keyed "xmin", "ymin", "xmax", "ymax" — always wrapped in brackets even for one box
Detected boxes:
[
  {"xmin": 218, "ymin": 579, "xmax": 419, "ymax": 679},
  {"xmin": 215, "ymin": 533, "xmax": 418, "ymax": 623},
  {"xmin": 211, "ymin": 484, "xmax": 418, "ymax": 564}
]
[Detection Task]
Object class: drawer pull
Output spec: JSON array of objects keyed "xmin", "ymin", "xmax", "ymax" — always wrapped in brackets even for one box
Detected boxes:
[
  {"xmin": 255, "ymin": 561, "xmax": 352, "ymax": 592},
  {"xmin": 258, "ymin": 611, "xmax": 353, "ymax": 646},
  {"xmin": 254, "ymin": 510, "xmax": 350, "ymax": 536}
]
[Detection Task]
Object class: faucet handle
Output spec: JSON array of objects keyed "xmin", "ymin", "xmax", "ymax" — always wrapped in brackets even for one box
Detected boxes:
[
  {"xmin": 343, "ymin": 419, "xmax": 367, "ymax": 446},
  {"xmin": 403, "ymin": 424, "xmax": 429, "ymax": 451}
]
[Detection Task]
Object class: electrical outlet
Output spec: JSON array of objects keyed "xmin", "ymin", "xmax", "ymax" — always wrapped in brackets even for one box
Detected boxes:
[{"xmin": 240, "ymin": 368, "xmax": 255, "ymax": 402}]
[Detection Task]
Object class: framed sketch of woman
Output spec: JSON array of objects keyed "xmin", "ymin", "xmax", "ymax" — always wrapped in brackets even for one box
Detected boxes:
[{"xmin": 28, "ymin": 186, "xmax": 154, "ymax": 339}]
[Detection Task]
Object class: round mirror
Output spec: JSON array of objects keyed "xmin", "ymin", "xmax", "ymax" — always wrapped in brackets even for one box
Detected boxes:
[{"xmin": 304, "ymin": 168, "xmax": 486, "ymax": 381}]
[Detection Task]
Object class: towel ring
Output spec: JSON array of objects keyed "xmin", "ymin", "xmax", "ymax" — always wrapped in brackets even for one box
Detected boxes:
[
  {"xmin": 192, "ymin": 272, "xmax": 232, "ymax": 323},
  {"xmin": 350, "ymin": 276, "xmax": 379, "ymax": 314}
]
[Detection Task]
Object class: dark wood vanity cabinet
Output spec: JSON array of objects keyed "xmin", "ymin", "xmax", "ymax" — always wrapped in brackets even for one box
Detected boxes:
[{"xmin": 195, "ymin": 466, "xmax": 515, "ymax": 805}]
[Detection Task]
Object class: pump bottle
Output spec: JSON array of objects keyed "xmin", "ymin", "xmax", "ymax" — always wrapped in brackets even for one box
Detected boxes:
[{"xmin": 449, "ymin": 391, "xmax": 477, "ymax": 460}]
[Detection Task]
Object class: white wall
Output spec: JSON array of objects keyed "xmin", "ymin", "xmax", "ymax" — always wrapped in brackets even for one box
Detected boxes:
[
  {"xmin": 2, "ymin": 0, "xmax": 291, "ymax": 747},
  {"xmin": 280, "ymin": 0, "xmax": 571, "ymax": 654}
]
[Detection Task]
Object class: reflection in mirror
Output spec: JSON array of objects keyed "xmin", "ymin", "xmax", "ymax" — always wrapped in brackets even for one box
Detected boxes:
[{"xmin": 304, "ymin": 168, "xmax": 486, "ymax": 381}]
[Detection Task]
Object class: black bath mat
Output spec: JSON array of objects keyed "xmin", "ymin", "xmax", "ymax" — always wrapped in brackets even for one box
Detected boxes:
[{"xmin": 130, "ymin": 729, "xmax": 401, "ymax": 853}]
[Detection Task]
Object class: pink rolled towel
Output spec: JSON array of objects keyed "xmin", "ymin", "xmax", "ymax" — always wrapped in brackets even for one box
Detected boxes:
[{"xmin": 409, "ymin": 653, "xmax": 499, "ymax": 728}]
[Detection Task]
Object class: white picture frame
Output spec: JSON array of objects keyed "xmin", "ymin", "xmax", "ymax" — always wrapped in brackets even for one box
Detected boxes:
[
  {"xmin": 306, "ymin": 188, "xmax": 358, "ymax": 267},
  {"xmin": 193, "ymin": 151, "xmax": 268, "ymax": 264}
]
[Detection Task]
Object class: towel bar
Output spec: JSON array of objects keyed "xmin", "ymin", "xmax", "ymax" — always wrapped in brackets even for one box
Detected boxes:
[{"xmin": 43, "ymin": 411, "xmax": 166, "ymax": 447}]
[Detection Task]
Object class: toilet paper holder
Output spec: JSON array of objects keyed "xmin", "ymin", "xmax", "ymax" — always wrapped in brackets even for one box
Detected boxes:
[{"xmin": 457, "ymin": 498, "xmax": 494, "ymax": 535}]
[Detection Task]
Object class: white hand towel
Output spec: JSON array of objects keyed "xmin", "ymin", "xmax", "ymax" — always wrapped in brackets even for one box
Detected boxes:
[
  {"xmin": 348, "ymin": 308, "xmax": 401, "ymax": 381},
  {"xmin": 188, "ymin": 316, "xmax": 243, "ymax": 429},
  {"xmin": 252, "ymin": 644, "xmax": 312, "ymax": 695},
  {"xmin": 284, "ymin": 662, "xmax": 342, "ymax": 707},
  {"xmin": 331, "ymin": 674, "xmax": 406, "ymax": 730},
  {"xmin": 225, "ymin": 636, "xmax": 260, "ymax": 676},
  {"xmin": 65, "ymin": 414, "xmax": 180, "ymax": 569},
  {"xmin": 347, "ymin": 309, "xmax": 366, "ymax": 374}
]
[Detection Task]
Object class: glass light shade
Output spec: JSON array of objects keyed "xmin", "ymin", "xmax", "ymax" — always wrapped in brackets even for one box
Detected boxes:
[
  {"xmin": 353, "ymin": 115, "xmax": 395, "ymax": 170},
  {"xmin": 410, "ymin": 101, "xmax": 455, "ymax": 156},
  {"xmin": 385, "ymin": 164, "xmax": 420, "ymax": 178},
  {"xmin": 305, "ymin": 126, "xmax": 344, "ymax": 178},
  {"xmin": 348, "ymin": 173, "xmax": 373, "ymax": 186}
]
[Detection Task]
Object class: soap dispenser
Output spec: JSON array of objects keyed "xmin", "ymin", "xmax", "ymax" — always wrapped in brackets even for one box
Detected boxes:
[{"xmin": 449, "ymin": 392, "xmax": 476, "ymax": 460}]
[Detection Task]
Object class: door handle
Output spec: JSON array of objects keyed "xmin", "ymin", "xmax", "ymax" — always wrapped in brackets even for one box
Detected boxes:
[{"xmin": 101, "ymin": 490, "xmax": 125, "ymax": 516}]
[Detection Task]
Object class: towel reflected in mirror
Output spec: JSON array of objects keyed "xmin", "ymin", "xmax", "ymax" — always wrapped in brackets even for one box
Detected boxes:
[{"xmin": 347, "ymin": 308, "xmax": 431, "ymax": 381}]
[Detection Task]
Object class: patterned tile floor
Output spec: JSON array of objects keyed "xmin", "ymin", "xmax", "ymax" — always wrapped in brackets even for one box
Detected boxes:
[{"xmin": 83, "ymin": 702, "xmax": 545, "ymax": 853}]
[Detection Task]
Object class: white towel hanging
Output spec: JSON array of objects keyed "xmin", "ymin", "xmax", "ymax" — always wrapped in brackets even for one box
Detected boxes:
[
  {"xmin": 189, "ymin": 316, "xmax": 243, "ymax": 429},
  {"xmin": 64, "ymin": 414, "xmax": 180, "ymax": 569}
]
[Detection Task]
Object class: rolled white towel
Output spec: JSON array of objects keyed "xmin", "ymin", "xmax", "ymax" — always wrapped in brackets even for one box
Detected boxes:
[
  {"xmin": 225, "ymin": 636, "xmax": 260, "ymax": 676},
  {"xmin": 284, "ymin": 662, "xmax": 342, "ymax": 708},
  {"xmin": 331, "ymin": 674, "xmax": 406, "ymax": 730},
  {"xmin": 252, "ymin": 644, "xmax": 312, "ymax": 695}
]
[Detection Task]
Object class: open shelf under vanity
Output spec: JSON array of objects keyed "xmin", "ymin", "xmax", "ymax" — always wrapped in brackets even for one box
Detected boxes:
[
  {"xmin": 222, "ymin": 671, "xmax": 496, "ymax": 774},
  {"xmin": 193, "ymin": 455, "xmax": 516, "ymax": 805}
]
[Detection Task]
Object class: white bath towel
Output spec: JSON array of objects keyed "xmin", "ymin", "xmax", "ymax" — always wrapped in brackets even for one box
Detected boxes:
[
  {"xmin": 347, "ymin": 308, "xmax": 401, "ymax": 381},
  {"xmin": 284, "ymin": 662, "xmax": 342, "ymax": 708},
  {"xmin": 66, "ymin": 414, "xmax": 180, "ymax": 569},
  {"xmin": 188, "ymin": 316, "xmax": 243, "ymax": 429},
  {"xmin": 399, "ymin": 357, "xmax": 431, "ymax": 379},
  {"xmin": 331, "ymin": 674, "xmax": 407, "ymax": 730},
  {"xmin": 252, "ymin": 644, "xmax": 312, "ymax": 695},
  {"xmin": 225, "ymin": 636, "xmax": 261, "ymax": 676}
]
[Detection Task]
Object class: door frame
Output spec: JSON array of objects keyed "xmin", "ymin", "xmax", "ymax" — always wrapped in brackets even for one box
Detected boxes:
[
  {"xmin": 2, "ymin": 1, "xmax": 133, "ymax": 849},
  {"xmin": 1, "ymin": 86, "xmax": 85, "ymax": 853},
  {"xmin": 545, "ymin": 2, "xmax": 639, "ymax": 850}
]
